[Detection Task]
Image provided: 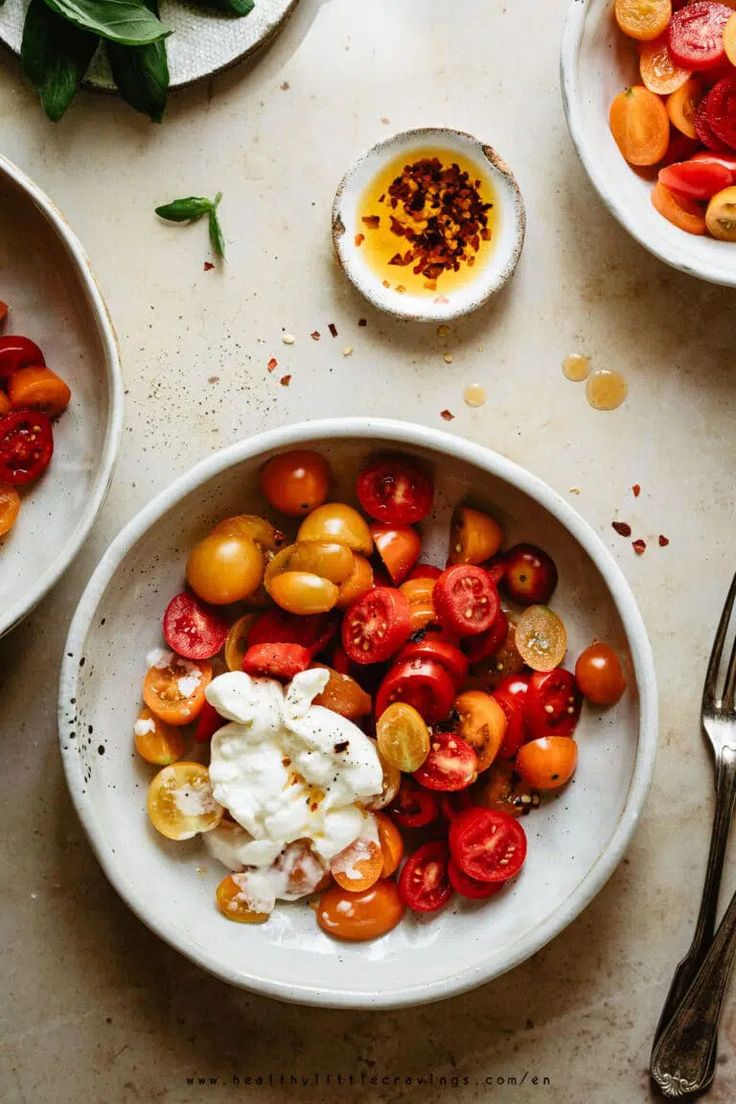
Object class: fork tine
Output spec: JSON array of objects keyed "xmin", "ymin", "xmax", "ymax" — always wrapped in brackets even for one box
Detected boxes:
[
  {"xmin": 703, "ymin": 573, "xmax": 736, "ymax": 713},
  {"xmin": 722, "ymin": 633, "xmax": 736, "ymax": 714}
]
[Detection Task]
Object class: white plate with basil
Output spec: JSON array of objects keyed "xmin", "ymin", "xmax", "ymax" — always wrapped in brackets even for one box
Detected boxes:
[{"xmin": 0, "ymin": 0, "xmax": 299, "ymax": 122}]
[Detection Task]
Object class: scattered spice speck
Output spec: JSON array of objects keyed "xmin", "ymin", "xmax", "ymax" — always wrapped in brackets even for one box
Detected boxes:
[
  {"xmin": 358, "ymin": 318, "xmax": 367, "ymax": 327},
  {"xmin": 279, "ymin": 374, "xmax": 292, "ymax": 387},
  {"xmin": 282, "ymin": 333, "xmax": 296, "ymax": 345},
  {"xmin": 440, "ymin": 409, "xmax": 455, "ymax": 421},
  {"xmin": 203, "ymin": 261, "xmax": 214, "ymax": 272},
  {"xmin": 569, "ymin": 487, "xmax": 581, "ymax": 495},
  {"xmin": 328, "ymin": 323, "xmax": 338, "ymax": 338},
  {"xmin": 267, "ymin": 357, "xmax": 278, "ymax": 372},
  {"xmin": 310, "ymin": 330, "xmax": 321, "ymax": 341},
  {"xmin": 632, "ymin": 539, "xmax": 647, "ymax": 555},
  {"xmin": 354, "ymin": 233, "xmax": 365, "ymax": 247},
  {"xmin": 380, "ymin": 116, "xmax": 390, "ymax": 124},
  {"xmin": 343, "ymin": 346, "xmax": 353, "ymax": 357},
  {"xmin": 437, "ymin": 324, "xmax": 451, "ymax": 338},
  {"xmin": 443, "ymin": 352, "xmax": 454, "ymax": 364},
  {"xmin": 612, "ymin": 521, "xmax": 632, "ymax": 537},
  {"xmin": 280, "ymin": 80, "xmax": 290, "ymax": 90},
  {"xmin": 632, "ymin": 484, "xmax": 641, "ymax": 497},
  {"xmin": 659, "ymin": 534, "xmax": 670, "ymax": 547},
  {"xmin": 208, "ymin": 376, "xmax": 220, "ymax": 384}
]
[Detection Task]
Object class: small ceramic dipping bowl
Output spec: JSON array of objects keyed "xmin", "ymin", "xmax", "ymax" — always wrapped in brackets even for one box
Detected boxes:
[{"xmin": 332, "ymin": 128, "xmax": 526, "ymax": 322}]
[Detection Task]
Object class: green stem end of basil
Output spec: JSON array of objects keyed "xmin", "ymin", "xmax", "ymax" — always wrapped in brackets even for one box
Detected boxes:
[{"xmin": 155, "ymin": 193, "xmax": 226, "ymax": 260}]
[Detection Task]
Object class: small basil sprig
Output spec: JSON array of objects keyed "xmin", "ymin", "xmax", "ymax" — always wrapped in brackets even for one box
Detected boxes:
[
  {"xmin": 22, "ymin": 0, "xmax": 98, "ymax": 121},
  {"xmin": 107, "ymin": 0, "xmax": 169, "ymax": 122},
  {"xmin": 41, "ymin": 0, "xmax": 171, "ymax": 45},
  {"xmin": 155, "ymin": 192, "xmax": 225, "ymax": 259},
  {"xmin": 194, "ymin": 0, "xmax": 254, "ymax": 15}
]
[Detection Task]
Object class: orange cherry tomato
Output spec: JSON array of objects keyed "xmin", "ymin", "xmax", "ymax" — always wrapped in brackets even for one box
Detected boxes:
[
  {"xmin": 312, "ymin": 664, "xmax": 372, "ymax": 719},
  {"xmin": 515, "ymin": 605, "xmax": 568, "ymax": 672},
  {"xmin": 297, "ymin": 503, "xmax": 373, "ymax": 555},
  {"xmin": 8, "ymin": 365, "xmax": 71, "ymax": 416},
  {"xmin": 639, "ymin": 35, "xmax": 691, "ymax": 94},
  {"xmin": 448, "ymin": 506, "xmax": 503, "ymax": 565},
  {"xmin": 370, "ymin": 523, "xmax": 421, "ymax": 584},
  {"xmin": 143, "ymin": 655, "xmax": 212, "ymax": 725},
  {"xmin": 516, "ymin": 737, "xmax": 578, "ymax": 791},
  {"xmin": 336, "ymin": 553, "xmax": 374, "ymax": 609},
  {"xmin": 706, "ymin": 186, "xmax": 736, "ymax": 241},
  {"xmin": 259, "ymin": 449, "xmax": 330, "ymax": 516},
  {"xmin": 211, "ymin": 513, "xmax": 285, "ymax": 552},
  {"xmin": 375, "ymin": 812, "xmax": 404, "ymax": 876},
  {"xmin": 575, "ymin": 642, "xmax": 627, "ymax": 705},
  {"xmin": 133, "ymin": 705, "xmax": 185, "ymax": 765},
  {"xmin": 147, "ymin": 761, "xmax": 223, "ymax": 839},
  {"xmin": 186, "ymin": 533, "xmax": 264, "ymax": 604},
  {"xmin": 667, "ymin": 78, "xmax": 704, "ymax": 139},
  {"xmin": 316, "ymin": 879, "xmax": 405, "ymax": 941},
  {"xmin": 268, "ymin": 570, "xmax": 339, "ymax": 614},
  {"xmin": 0, "ymin": 301, "xmax": 7, "ymax": 326},
  {"xmin": 610, "ymin": 85, "xmax": 670, "ymax": 165},
  {"xmin": 331, "ymin": 836, "xmax": 384, "ymax": 892},
  {"xmin": 376, "ymin": 701, "xmax": 430, "ymax": 772},
  {"xmin": 454, "ymin": 690, "xmax": 507, "ymax": 772},
  {"xmin": 615, "ymin": 0, "xmax": 672, "ymax": 42},
  {"xmin": 265, "ymin": 541, "xmax": 355, "ymax": 587},
  {"xmin": 0, "ymin": 392, "xmax": 10, "ymax": 416},
  {"xmin": 216, "ymin": 873, "xmax": 270, "ymax": 924},
  {"xmin": 0, "ymin": 482, "xmax": 20, "ymax": 536},
  {"xmin": 651, "ymin": 180, "xmax": 707, "ymax": 234},
  {"xmin": 726, "ymin": 14, "xmax": 736, "ymax": 67},
  {"xmin": 399, "ymin": 576, "xmax": 437, "ymax": 632}
]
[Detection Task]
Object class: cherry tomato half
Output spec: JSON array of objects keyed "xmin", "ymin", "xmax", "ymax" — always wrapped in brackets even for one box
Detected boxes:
[
  {"xmin": 668, "ymin": 2, "xmax": 732, "ymax": 71},
  {"xmin": 515, "ymin": 604, "xmax": 568, "ymax": 672},
  {"xmin": 525, "ymin": 668, "xmax": 582, "ymax": 741},
  {"xmin": 448, "ymin": 506, "xmax": 503, "ymax": 565},
  {"xmin": 659, "ymin": 158, "xmax": 732, "ymax": 200},
  {"xmin": 0, "ymin": 335, "xmax": 45, "ymax": 381},
  {"xmin": 449, "ymin": 807, "xmax": 527, "ymax": 884},
  {"xmin": 434, "ymin": 564, "xmax": 500, "ymax": 637},
  {"xmin": 463, "ymin": 609, "xmax": 509, "ymax": 663},
  {"xmin": 259, "ymin": 449, "xmax": 330, "ymax": 516},
  {"xmin": 370, "ymin": 523, "xmax": 421, "ymax": 584},
  {"xmin": 242, "ymin": 642, "xmax": 312, "ymax": 680},
  {"xmin": 575, "ymin": 643, "xmax": 627, "ymax": 706},
  {"xmin": 248, "ymin": 608, "xmax": 338, "ymax": 656},
  {"xmin": 0, "ymin": 482, "xmax": 20, "ymax": 536},
  {"xmin": 399, "ymin": 576, "xmax": 437, "ymax": 632},
  {"xmin": 312, "ymin": 664, "xmax": 373, "ymax": 719},
  {"xmin": 516, "ymin": 736, "xmax": 578, "ymax": 791},
  {"xmin": 390, "ymin": 776, "xmax": 439, "ymax": 828},
  {"xmin": 398, "ymin": 629, "xmax": 469, "ymax": 687},
  {"xmin": 413, "ymin": 729, "xmax": 478, "ymax": 791},
  {"xmin": 375, "ymin": 656, "xmax": 456, "ymax": 723},
  {"xmin": 162, "ymin": 591, "xmax": 229, "ymax": 661},
  {"xmin": 342, "ymin": 586, "xmax": 412, "ymax": 664},
  {"xmin": 398, "ymin": 840, "xmax": 453, "ymax": 912},
  {"xmin": 375, "ymin": 812, "xmax": 404, "ymax": 876},
  {"xmin": 316, "ymin": 879, "xmax": 405, "ymax": 941},
  {"xmin": 448, "ymin": 860, "xmax": 503, "ymax": 900},
  {"xmin": 0, "ymin": 409, "xmax": 53, "ymax": 485},
  {"xmin": 356, "ymin": 454, "xmax": 434, "ymax": 525},
  {"xmin": 406, "ymin": 562, "xmax": 443, "ymax": 581},
  {"xmin": 143, "ymin": 656, "xmax": 212, "ymax": 725},
  {"xmin": 494, "ymin": 689, "xmax": 527, "ymax": 760},
  {"xmin": 454, "ymin": 690, "xmax": 507, "ymax": 772},
  {"xmin": 705, "ymin": 74, "xmax": 736, "ymax": 149}
]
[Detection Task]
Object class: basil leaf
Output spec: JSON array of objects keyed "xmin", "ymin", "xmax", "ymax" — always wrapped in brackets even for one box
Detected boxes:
[
  {"xmin": 193, "ymin": 0, "xmax": 254, "ymax": 15},
  {"xmin": 107, "ymin": 0, "xmax": 168, "ymax": 122},
  {"xmin": 22, "ymin": 0, "xmax": 98, "ymax": 122},
  {"xmin": 41, "ymin": 0, "xmax": 171, "ymax": 45},
  {"xmin": 155, "ymin": 197, "xmax": 212, "ymax": 222},
  {"xmin": 208, "ymin": 207, "xmax": 225, "ymax": 258}
]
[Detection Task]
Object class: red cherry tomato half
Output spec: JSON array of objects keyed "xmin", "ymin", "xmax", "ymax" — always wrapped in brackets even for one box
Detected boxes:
[
  {"xmin": 329, "ymin": 643, "xmax": 355, "ymax": 676},
  {"xmin": 248, "ymin": 608, "xmax": 337, "ymax": 657},
  {"xmin": 413, "ymin": 729, "xmax": 478, "ymax": 791},
  {"xmin": 433, "ymin": 564, "xmax": 500, "ymax": 637},
  {"xmin": 0, "ymin": 409, "xmax": 53, "ymax": 485},
  {"xmin": 406, "ymin": 562, "xmax": 443, "ymax": 581},
  {"xmin": 525, "ymin": 668, "xmax": 582, "ymax": 741},
  {"xmin": 390, "ymin": 775, "xmax": 439, "ymax": 828},
  {"xmin": 242, "ymin": 642, "xmax": 312, "ymax": 680},
  {"xmin": 162, "ymin": 592, "xmax": 229, "ymax": 660},
  {"xmin": 463, "ymin": 609, "xmax": 509, "ymax": 663},
  {"xmin": 397, "ymin": 630, "xmax": 469, "ymax": 687},
  {"xmin": 659, "ymin": 158, "xmax": 733, "ymax": 199},
  {"xmin": 398, "ymin": 840, "xmax": 453, "ymax": 912},
  {"xmin": 449, "ymin": 806, "xmax": 527, "ymax": 884},
  {"xmin": 483, "ymin": 554, "xmax": 507, "ymax": 587},
  {"xmin": 370, "ymin": 523, "xmax": 421, "ymax": 584},
  {"xmin": 695, "ymin": 90, "xmax": 727, "ymax": 150},
  {"xmin": 342, "ymin": 586, "xmax": 412, "ymax": 665},
  {"xmin": 195, "ymin": 700, "xmax": 226, "ymax": 743},
  {"xmin": 494, "ymin": 689, "xmax": 526, "ymax": 759},
  {"xmin": 0, "ymin": 335, "xmax": 45, "ymax": 381},
  {"xmin": 495, "ymin": 672, "xmax": 531, "ymax": 704},
  {"xmin": 356, "ymin": 455, "xmax": 434, "ymax": 525},
  {"xmin": 705, "ymin": 75, "xmax": 736, "ymax": 150},
  {"xmin": 376, "ymin": 656, "xmax": 456, "ymax": 723},
  {"xmin": 691, "ymin": 150, "xmax": 736, "ymax": 174},
  {"xmin": 668, "ymin": 2, "xmax": 732, "ymax": 71},
  {"xmin": 447, "ymin": 859, "xmax": 503, "ymax": 900},
  {"xmin": 439, "ymin": 789, "xmax": 474, "ymax": 822}
]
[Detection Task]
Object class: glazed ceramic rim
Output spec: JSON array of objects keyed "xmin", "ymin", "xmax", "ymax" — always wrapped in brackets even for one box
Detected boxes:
[
  {"xmin": 0, "ymin": 154, "xmax": 123, "ymax": 638},
  {"xmin": 59, "ymin": 418, "xmax": 657, "ymax": 1009},
  {"xmin": 561, "ymin": 0, "xmax": 736, "ymax": 288},
  {"xmin": 332, "ymin": 128, "xmax": 526, "ymax": 322}
]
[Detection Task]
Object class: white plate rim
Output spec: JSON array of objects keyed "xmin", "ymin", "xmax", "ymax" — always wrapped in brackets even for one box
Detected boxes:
[
  {"xmin": 58, "ymin": 416, "xmax": 658, "ymax": 1009},
  {"xmin": 0, "ymin": 153, "xmax": 124, "ymax": 638}
]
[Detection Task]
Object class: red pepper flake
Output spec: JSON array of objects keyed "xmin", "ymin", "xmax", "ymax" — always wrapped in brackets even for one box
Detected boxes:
[
  {"xmin": 380, "ymin": 117, "xmax": 390, "ymax": 125},
  {"xmin": 632, "ymin": 539, "xmax": 646, "ymax": 555},
  {"xmin": 358, "ymin": 318, "xmax": 367, "ymax": 327},
  {"xmin": 440, "ymin": 409, "xmax": 455, "ymax": 421},
  {"xmin": 354, "ymin": 233, "xmax": 365, "ymax": 247},
  {"xmin": 279, "ymin": 374, "xmax": 292, "ymax": 387},
  {"xmin": 310, "ymin": 330, "xmax": 321, "ymax": 341},
  {"xmin": 612, "ymin": 521, "xmax": 632, "ymax": 537},
  {"xmin": 208, "ymin": 376, "xmax": 220, "ymax": 384},
  {"xmin": 328, "ymin": 323, "xmax": 338, "ymax": 338},
  {"xmin": 658, "ymin": 534, "xmax": 670, "ymax": 547},
  {"xmin": 280, "ymin": 80, "xmax": 290, "ymax": 91},
  {"xmin": 267, "ymin": 357, "xmax": 278, "ymax": 372},
  {"xmin": 203, "ymin": 261, "xmax": 215, "ymax": 272},
  {"xmin": 632, "ymin": 484, "xmax": 641, "ymax": 497},
  {"xmin": 362, "ymin": 215, "xmax": 380, "ymax": 229}
]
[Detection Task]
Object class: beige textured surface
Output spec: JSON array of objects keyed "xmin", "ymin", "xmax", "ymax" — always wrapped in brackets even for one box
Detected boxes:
[{"xmin": 1, "ymin": 0, "xmax": 735, "ymax": 1100}]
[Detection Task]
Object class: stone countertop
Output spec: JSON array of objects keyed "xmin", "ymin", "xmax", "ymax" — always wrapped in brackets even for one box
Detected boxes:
[{"xmin": 1, "ymin": 1, "xmax": 735, "ymax": 1101}]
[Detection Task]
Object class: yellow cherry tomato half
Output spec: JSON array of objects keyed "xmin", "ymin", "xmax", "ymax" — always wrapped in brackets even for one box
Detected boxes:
[
  {"xmin": 609, "ymin": 85, "xmax": 670, "ymax": 166},
  {"xmin": 211, "ymin": 513, "xmax": 285, "ymax": 552},
  {"xmin": 316, "ymin": 879, "xmax": 405, "ymax": 941},
  {"xmin": 260, "ymin": 449, "xmax": 331, "ymax": 516},
  {"xmin": 268, "ymin": 570, "xmax": 339, "ymax": 614},
  {"xmin": 186, "ymin": 533, "xmax": 264, "ymax": 605},
  {"xmin": 454, "ymin": 690, "xmax": 507, "ymax": 772},
  {"xmin": 516, "ymin": 737, "xmax": 578, "ymax": 791},
  {"xmin": 264, "ymin": 541, "xmax": 355, "ymax": 588},
  {"xmin": 0, "ymin": 482, "xmax": 21, "ymax": 537},
  {"xmin": 297, "ymin": 503, "xmax": 373, "ymax": 555},
  {"xmin": 331, "ymin": 836, "xmax": 384, "ymax": 893},
  {"xmin": 224, "ymin": 613, "xmax": 257, "ymax": 672},
  {"xmin": 639, "ymin": 35, "xmax": 691, "ymax": 95},
  {"xmin": 216, "ymin": 873, "xmax": 270, "ymax": 924},
  {"xmin": 376, "ymin": 701, "xmax": 430, "ymax": 772},
  {"xmin": 515, "ymin": 605, "xmax": 568, "ymax": 672},
  {"xmin": 615, "ymin": 0, "xmax": 672, "ymax": 42},
  {"xmin": 706, "ymin": 186, "xmax": 736, "ymax": 241},
  {"xmin": 133, "ymin": 706, "xmax": 185, "ymax": 765},
  {"xmin": 449, "ymin": 506, "xmax": 504, "ymax": 565},
  {"xmin": 336, "ymin": 553, "xmax": 374, "ymax": 609},
  {"xmin": 147, "ymin": 761, "xmax": 223, "ymax": 840},
  {"xmin": 143, "ymin": 656, "xmax": 212, "ymax": 726}
]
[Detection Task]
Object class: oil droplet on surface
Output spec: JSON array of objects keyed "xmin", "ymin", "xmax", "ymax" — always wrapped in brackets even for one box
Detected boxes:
[
  {"xmin": 562, "ymin": 353, "xmax": 591, "ymax": 382},
  {"xmin": 463, "ymin": 384, "xmax": 487, "ymax": 407},
  {"xmin": 586, "ymin": 368, "xmax": 628, "ymax": 411}
]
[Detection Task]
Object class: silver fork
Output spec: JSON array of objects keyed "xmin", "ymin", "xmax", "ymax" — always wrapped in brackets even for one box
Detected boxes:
[{"xmin": 651, "ymin": 572, "xmax": 736, "ymax": 1097}]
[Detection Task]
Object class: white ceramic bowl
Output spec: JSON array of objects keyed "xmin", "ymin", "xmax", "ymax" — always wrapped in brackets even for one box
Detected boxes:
[
  {"xmin": 0, "ymin": 155, "xmax": 123, "ymax": 638},
  {"xmin": 332, "ymin": 128, "xmax": 526, "ymax": 321},
  {"xmin": 561, "ymin": 0, "xmax": 736, "ymax": 287},
  {"xmin": 59, "ymin": 418, "xmax": 657, "ymax": 1009}
]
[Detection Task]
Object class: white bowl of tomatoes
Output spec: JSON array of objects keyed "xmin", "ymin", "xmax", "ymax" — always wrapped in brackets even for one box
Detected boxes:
[
  {"xmin": 562, "ymin": 0, "xmax": 736, "ymax": 286},
  {"xmin": 59, "ymin": 419, "xmax": 657, "ymax": 1008}
]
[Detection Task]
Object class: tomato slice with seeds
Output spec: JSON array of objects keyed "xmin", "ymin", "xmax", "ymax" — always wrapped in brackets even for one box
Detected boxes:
[
  {"xmin": 448, "ymin": 859, "xmax": 504, "ymax": 900},
  {"xmin": 397, "ymin": 629, "xmax": 469, "ymax": 687},
  {"xmin": 525, "ymin": 668, "xmax": 582, "ymax": 742},
  {"xmin": 356, "ymin": 455, "xmax": 434, "ymax": 525},
  {"xmin": 695, "ymin": 90, "xmax": 727, "ymax": 149},
  {"xmin": 0, "ymin": 335, "xmax": 45, "ymax": 381},
  {"xmin": 449, "ymin": 807, "xmax": 527, "ymax": 884},
  {"xmin": 247, "ymin": 608, "xmax": 337, "ymax": 657},
  {"xmin": 390, "ymin": 775, "xmax": 439, "ymax": 828},
  {"xmin": 413, "ymin": 729, "xmax": 478, "ymax": 791},
  {"xmin": 342, "ymin": 586, "xmax": 412, "ymax": 664},
  {"xmin": 398, "ymin": 840, "xmax": 453, "ymax": 912},
  {"xmin": 242, "ymin": 642, "xmax": 312, "ymax": 680},
  {"xmin": 195, "ymin": 700, "xmax": 226, "ymax": 743},
  {"xmin": 668, "ymin": 2, "xmax": 732, "ymax": 71},
  {"xmin": 375, "ymin": 656, "xmax": 456, "ymax": 722},
  {"xmin": 433, "ymin": 564, "xmax": 500, "ymax": 637},
  {"xmin": 0, "ymin": 409, "xmax": 53, "ymax": 485},
  {"xmin": 705, "ymin": 75, "xmax": 736, "ymax": 150},
  {"xmin": 162, "ymin": 592, "xmax": 229, "ymax": 660}
]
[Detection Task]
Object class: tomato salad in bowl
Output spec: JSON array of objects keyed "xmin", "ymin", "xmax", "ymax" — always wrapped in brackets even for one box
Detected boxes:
[{"xmin": 132, "ymin": 449, "xmax": 629, "ymax": 942}]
